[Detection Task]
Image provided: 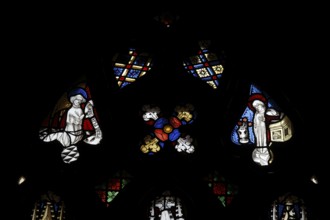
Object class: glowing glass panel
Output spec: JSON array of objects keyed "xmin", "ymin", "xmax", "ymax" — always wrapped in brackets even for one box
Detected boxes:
[
  {"xmin": 271, "ymin": 193, "xmax": 308, "ymax": 220},
  {"xmin": 112, "ymin": 48, "xmax": 153, "ymax": 89},
  {"xmin": 148, "ymin": 191, "xmax": 185, "ymax": 220},
  {"xmin": 95, "ymin": 170, "xmax": 132, "ymax": 207},
  {"xmin": 204, "ymin": 171, "xmax": 238, "ymax": 207},
  {"xmin": 31, "ymin": 191, "xmax": 65, "ymax": 220},
  {"xmin": 39, "ymin": 82, "xmax": 103, "ymax": 164},
  {"xmin": 183, "ymin": 42, "xmax": 224, "ymax": 89},
  {"xmin": 140, "ymin": 103, "xmax": 197, "ymax": 155},
  {"xmin": 231, "ymin": 84, "xmax": 293, "ymax": 166}
]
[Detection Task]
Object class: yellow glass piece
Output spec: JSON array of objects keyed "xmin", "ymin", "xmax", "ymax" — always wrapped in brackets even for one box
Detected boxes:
[
  {"xmin": 163, "ymin": 124, "xmax": 173, "ymax": 133},
  {"xmin": 177, "ymin": 111, "xmax": 192, "ymax": 122},
  {"xmin": 140, "ymin": 136, "xmax": 160, "ymax": 153}
]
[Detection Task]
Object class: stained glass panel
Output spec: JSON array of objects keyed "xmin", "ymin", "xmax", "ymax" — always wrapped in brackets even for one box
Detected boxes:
[
  {"xmin": 204, "ymin": 171, "xmax": 238, "ymax": 207},
  {"xmin": 231, "ymin": 84, "xmax": 293, "ymax": 166},
  {"xmin": 39, "ymin": 82, "xmax": 103, "ymax": 163},
  {"xmin": 271, "ymin": 193, "xmax": 308, "ymax": 220},
  {"xmin": 31, "ymin": 191, "xmax": 65, "ymax": 220},
  {"xmin": 112, "ymin": 48, "xmax": 153, "ymax": 89},
  {"xmin": 148, "ymin": 191, "xmax": 185, "ymax": 220},
  {"xmin": 95, "ymin": 170, "xmax": 133, "ymax": 207},
  {"xmin": 140, "ymin": 103, "xmax": 197, "ymax": 155},
  {"xmin": 183, "ymin": 41, "xmax": 225, "ymax": 89}
]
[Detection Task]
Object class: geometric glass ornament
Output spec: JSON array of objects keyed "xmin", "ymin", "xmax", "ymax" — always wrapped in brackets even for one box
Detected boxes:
[
  {"xmin": 95, "ymin": 170, "xmax": 133, "ymax": 207},
  {"xmin": 140, "ymin": 103, "xmax": 197, "ymax": 155},
  {"xmin": 183, "ymin": 40, "xmax": 225, "ymax": 89},
  {"xmin": 203, "ymin": 170, "xmax": 239, "ymax": 207},
  {"xmin": 112, "ymin": 48, "xmax": 153, "ymax": 89}
]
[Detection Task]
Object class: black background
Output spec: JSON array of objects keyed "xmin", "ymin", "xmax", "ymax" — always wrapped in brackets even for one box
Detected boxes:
[{"xmin": 7, "ymin": 4, "xmax": 327, "ymax": 219}]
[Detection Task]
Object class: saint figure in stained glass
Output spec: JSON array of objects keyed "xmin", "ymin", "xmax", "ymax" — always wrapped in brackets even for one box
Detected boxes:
[
  {"xmin": 39, "ymin": 83, "xmax": 102, "ymax": 163},
  {"xmin": 231, "ymin": 84, "xmax": 293, "ymax": 166}
]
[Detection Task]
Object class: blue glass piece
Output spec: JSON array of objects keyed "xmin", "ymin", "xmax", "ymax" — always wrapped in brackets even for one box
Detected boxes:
[
  {"xmin": 113, "ymin": 67, "xmax": 124, "ymax": 76},
  {"xmin": 250, "ymin": 84, "xmax": 262, "ymax": 94},
  {"xmin": 127, "ymin": 69, "xmax": 141, "ymax": 78},
  {"xmin": 159, "ymin": 142, "xmax": 165, "ymax": 148},
  {"xmin": 121, "ymin": 81, "xmax": 130, "ymax": 88},
  {"xmin": 169, "ymin": 129, "xmax": 180, "ymax": 141},
  {"xmin": 194, "ymin": 63, "xmax": 204, "ymax": 69},
  {"xmin": 154, "ymin": 118, "xmax": 168, "ymax": 128},
  {"xmin": 206, "ymin": 67, "xmax": 215, "ymax": 75},
  {"xmin": 278, "ymin": 204, "xmax": 285, "ymax": 219}
]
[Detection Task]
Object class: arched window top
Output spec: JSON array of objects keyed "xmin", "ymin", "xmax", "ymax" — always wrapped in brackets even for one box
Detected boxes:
[
  {"xmin": 271, "ymin": 192, "xmax": 308, "ymax": 220},
  {"xmin": 149, "ymin": 190, "xmax": 186, "ymax": 220},
  {"xmin": 31, "ymin": 191, "xmax": 65, "ymax": 220}
]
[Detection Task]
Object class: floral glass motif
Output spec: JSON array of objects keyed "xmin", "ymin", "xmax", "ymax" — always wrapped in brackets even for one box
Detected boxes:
[
  {"xmin": 183, "ymin": 41, "xmax": 224, "ymax": 89},
  {"xmin": 231, "ymin": 84, "xmax": 293, "ymax": 166},
  {"xmin": 112, "ymin": 48, "xmax": 153, "ymax": 89},
  {"xmin": 39, "ymin": 82, "xmax": 103, "ymax": 163},
  {"xmin": 204, "ymin": 171, "xmax": 238, "ymax": 207},
  {"xmin": 140, "ymin": 103, "xmax": 196, "ymax": 155},
  {"xmin": 149, "ymin": 190, "xmax": 186, "ymax": 220},
  {"xmin": 270, "ymin": 193, "xmax": 308, "ymax": 220},
  {"xmin": 95, "ymin": 170, "xmax": 132, "ymax": 207},
  {"xmin": 31, "ymin": 191, "xmax": 65, "ymax": 220}
]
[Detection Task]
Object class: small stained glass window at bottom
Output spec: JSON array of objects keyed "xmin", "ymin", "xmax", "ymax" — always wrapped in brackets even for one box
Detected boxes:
[
  {"xmin": 271, "ymin": 193, "xmax": 308, "ymax": 220},
  {"xmin": 148, "ymin": 191, "xmax": 185, "ymax": 220}
]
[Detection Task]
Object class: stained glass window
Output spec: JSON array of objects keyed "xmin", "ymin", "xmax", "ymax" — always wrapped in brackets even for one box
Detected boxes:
[
  {"xmin": 140, "ymin": 103, "xmax": 197, "ymax": 155},
  {"xmin": 112, "ymin": 48, "xmax": 153, "ymax": 89},
  {"xmin": 183, "ymin": 40, "xmax": 225, "ymax": 89},
  {"xmin": 148, "ymin": 190, "xmax": 186, "ymax": 220},
  {"xmin": 203, "ymin": 170, "xmax": 239, "ymax": 207},
  {"xmin": 31, "ymin": 191, "xmax": 65, "ymax": 220},
  {"xmin": 231, "ymin": 84, "xmax": 293, "ymax": 166},
  {"xmin": 95, "ymin": 170, "xmax": 133, "ymax": 207},
  {"xmin": 270, "ymin": 193, "xmax": 308, "ymax": 220},
  {"xmin": 39, "ymin": 82, "xmax": 103, "ymax": 163}
]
